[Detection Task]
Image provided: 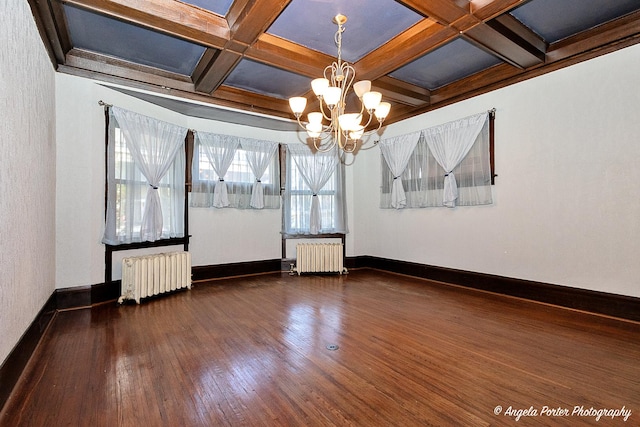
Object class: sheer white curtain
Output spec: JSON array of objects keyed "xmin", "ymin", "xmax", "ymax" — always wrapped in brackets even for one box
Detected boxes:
[
  {"xmin": 194, "ymin": 132, "xmax": 240, "ymax": 208},
  {"xmin": 380, "ymin": 111, "xmax": 493, "ymax": 209},
  {"xmin": 423, "ymin": 112, "xmax": 488, "ymax": 207},
  {"xmin": 190, "ymin": 136, "xmax": 280, "ymax": 209},
  {"xmin": 381, "ymin": 129, "xmax": 492, "ymax": 208},
  {"xmin": 240, "ymin": 139, "xmax": 279, "ymax": 209},
  {"xmin": 380, "ymin": 134, "xmax": 429, "ymax": 208},
  {"xmin": 105, "ymin": 107, "xmax": 187, "ymax": 243},
  {"xmin": 379, "ymin": 131, "xmax": 422, "ymax": 209},
  {"xmin": 439, "ymin": 118, "xmax": 492, "ymax": 206},
  {"xmin": 284, "ymin": 144, "xmax": 347, "ymax": 235}
]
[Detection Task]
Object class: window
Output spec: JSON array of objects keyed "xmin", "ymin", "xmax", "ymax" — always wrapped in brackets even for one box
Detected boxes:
[
  {"xmin": 190, "ymin": 134, "xmax": 280, "ymax": 209},
  {"xmin": 103, "ymin": 107, "xmax": 187, "ymax": 244},
  {"xmin": 380, "ymin": 111, "xmax": 494, "ymax": 208},
  {"xmin": 283, "ymin": 145, "xmax": 348, "ymax": 235}
]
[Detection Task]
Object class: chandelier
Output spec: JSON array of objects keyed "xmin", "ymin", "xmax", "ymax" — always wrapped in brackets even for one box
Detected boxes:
[{"xmin": 288, "ymin": 14, "xmax": 390, "ymax": 156}]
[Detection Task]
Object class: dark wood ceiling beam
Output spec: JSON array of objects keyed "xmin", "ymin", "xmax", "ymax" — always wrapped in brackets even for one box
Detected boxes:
[
  {"xmin": 398, "ymin": 11, "xmax": 640, "ymax": 123},
  {"xmin": 194, "ymin": 49, "xmax": 243, "ymax": 94},
  {"xmin": 449, "ymin": 13, "xmax": 482, "ymax": 33},
  {"xmin": 547, "ymin": 10, "xmax": 640, "ymax": 62},
  {"xmin": 191, "ymin": 48, "xmax": 219, "ymax": 88},
  {"xmin": 27, "ymin": 0, "xmax": 71, "ymax": 65},
  {"xmin": 193, "ymin": 0, "xmax": 291, "ymax": 95},
  {"xmin": 443, "ymin": 1, "xmax": 546, "ymax": 70},
  {"xmin": 226, "ymin": 0, "xmax": 292, "ymax": 44},
  {"xmin": 385, "ymin": 62, "xmax": 515, "ymax": 124},
  {"xmin": 397, "ymin": 0, "xmax": 544, "ymax": 70},
  {"xmin": 464, "ymin": 18, "xmax": 545, "ymax": 69},
  {"xmin": 356, "ymin": 0, "xmax": 538, "ymax": 80},
  {"xmin": 490, "ymin": 13, "xmax": 547, "ymax": 53},
  {"xmin": 213, "ymin": 86, "xmax": 292, "ymax": 118},
  {"xmin": 247, "ymin": 33, "xmax": 334, "ymax": 77},
  {"xmin": 470, "ymin": 0, "xmax": 526, "ymax": 21},
  {"xmin": 60, "ymin": 0, "xmax": 229, "ymax": 48},
  {"xmin": 430, "ymin": 62, "xmax": 517, "ymax": 105},
  {"xmin": 356, "ymin": 19, "xmax": 456, "ymax": 79},
  {"xmin": 64, "ymin": 48, "xmax": 195, "ymax": 91},
  {"xmin": 396, "ymin": 0, "xmax": 468, "ymax": 24},
  {"xmin": 248, "ymin": 34, "xmax": 432, "ymax": 110},
  {"xmin": 57, "ymin": 63, "xmax": 294, "ymax": 122},
  {"xmin": 373, "ymin": 77, "xmax": 430, "ymax": 107},
  {"xmin": 349, "ymin": 19, "xmax": 453, "ymax": 110}
]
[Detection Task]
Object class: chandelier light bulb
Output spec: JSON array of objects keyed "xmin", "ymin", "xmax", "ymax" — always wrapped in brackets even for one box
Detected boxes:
[
  {"xmin": 374, "ymin": 102, "xmax": 391, "ymax": 120},
  {"xmin": 362, "ymin": 91, "xmax": 382, "ymax": 111},
  {"xmin": 289, "ymin": 97, "xmax": 307, "ymax": 115},
  {"xmin": 308, "ymin": 112, "xmax": 323, "ymax": 124},
  {"xmin": 349, "ymin": 128, "xmax": 364, "ymax": 140},
  {"xmin": 338, "ymin": 113, "xmax": 362, "ymax": 131},
  {"xmin": 353, "ymin": 80, "xmax": 371, "ymax": 98},
  {"xmin": 306, "ymin": 122, "xmax": 323, "ymax": 138},
  {"xmin": 311, "ymin": 78, "xmax": 330, "ymax": 97},
  {"xmin": 323, "ymin": 86, "xmax": 341, "ymax": 107}
]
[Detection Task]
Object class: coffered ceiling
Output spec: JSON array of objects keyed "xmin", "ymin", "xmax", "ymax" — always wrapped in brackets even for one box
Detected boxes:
[{"xmin": 28, "ymin": 0, "xmax": 640, "ymax": 130}]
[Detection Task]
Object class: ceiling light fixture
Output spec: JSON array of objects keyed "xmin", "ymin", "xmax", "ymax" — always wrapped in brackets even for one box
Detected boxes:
[{"xmin": 288, "ymin": 14, "xmax": 390, "ymax": 157}]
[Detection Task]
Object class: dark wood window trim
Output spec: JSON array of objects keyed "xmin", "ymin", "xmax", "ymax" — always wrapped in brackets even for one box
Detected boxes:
[{"xmin": 489, "ymin": 108, "xmax": 496, "ymax": 185}]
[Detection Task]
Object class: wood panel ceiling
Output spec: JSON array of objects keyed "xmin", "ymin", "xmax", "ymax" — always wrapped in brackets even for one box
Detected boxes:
[{"xmin": 27, "ymin": 0, "xmax": 640, "ymax": 130}]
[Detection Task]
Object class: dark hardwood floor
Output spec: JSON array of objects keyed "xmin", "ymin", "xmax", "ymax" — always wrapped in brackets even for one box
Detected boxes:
[{"xmin": 1, "ymin": 269, "xmax": 639, "ymax": 426}]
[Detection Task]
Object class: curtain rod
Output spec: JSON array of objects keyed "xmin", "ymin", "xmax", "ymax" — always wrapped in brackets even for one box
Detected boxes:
[{"xmin": 98, "ymin": 100, "xmax": 112, "ymax": 107}]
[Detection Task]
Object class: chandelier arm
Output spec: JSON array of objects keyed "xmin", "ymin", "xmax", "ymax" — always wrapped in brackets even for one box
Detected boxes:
[
  {"xmin": 357, "ymin": 141, "xmax": 380, "ymax": 151},
  {"xmin": 340, "ymin": 64, "xmax": 356, "ymax": 103},
  {"xmin": 317, "ymin": 99, "xmax": 333, "ymax": 122},
  {"xmin": 341, "ymin": 153, "xmax": 356, "ymax": 166},
  {"xmin": 358, "ymin": 121, "xmax": 384, "ymax": 140},
  {"xmin": 360, "ymin": 112, "xmax": 374, "ymax": 130},
  {"xmin": 295, "ymin": 115, "xmax": 308, "ymax": 132},
  {"xmin": 342, "ymin": 143, "xmax": 356, "ymax": 153},
  {"xmin": 358, "ymin": 101, "xmax": 366, "ymax": 116},
  {"xmin": 323, "ymin": 64, "xmax": 334, "ymax": 80},
  {"xmin": 313, "ymin": 136, "xmax": 336, "ymax": 152}
]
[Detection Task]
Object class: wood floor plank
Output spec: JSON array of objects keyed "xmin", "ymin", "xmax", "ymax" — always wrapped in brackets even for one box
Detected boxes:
[{"xmin": 1, "ymin": 270, "xmax": 639, "ymax": 426}]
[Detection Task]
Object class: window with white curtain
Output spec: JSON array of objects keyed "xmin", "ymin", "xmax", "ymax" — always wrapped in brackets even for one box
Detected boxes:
[
  {"xmin": 283, "ymin": 145, "xmax": 348, "ymax": 235},
  {"xmin": 380, "ymin": 111, "xmax": 494, "ymax": 208},
  {"xmin": 190, "ymin": 134, "xmax": 280, "ymax": 209},
  {"xmin": 103, "ymin": 108, "xmax": 186, "ymax": 244}
]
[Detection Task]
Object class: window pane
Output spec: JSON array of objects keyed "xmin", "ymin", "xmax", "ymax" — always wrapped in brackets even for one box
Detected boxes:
[{"xmin": 284, "ymin": 147, "xmax": 344, "ymax": 234}]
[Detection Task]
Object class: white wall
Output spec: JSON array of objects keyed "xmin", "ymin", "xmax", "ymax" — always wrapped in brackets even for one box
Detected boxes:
[
  {"xmin": 54, "ymin": 77, "xmax": 301, "ymax": 287},
  {"xmin": 55, "ymin": 76, "xmax": 190, "ymax": 288},
  {"xmin": 185, "ymin": 116, "xmax": 292, "ymax": 267},
  {"xmin": 54, "ymin": 44, "xmax": 640, "ymax": 298},
  {"xmin": 353, "ymin": 44, "xmax": 640, "ymax": 298},
  {"xmin": 0, "ymin": 0, "xmax": 57, "ymax": 365}
]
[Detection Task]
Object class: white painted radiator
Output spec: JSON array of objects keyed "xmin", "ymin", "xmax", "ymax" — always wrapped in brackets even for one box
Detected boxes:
[
  {"xmin": 119, "ymin": 251, "xmax": 192, "ymax": 304},
  {"xmin": 293, "ymin": 243, "xmax": 347, "ymax": 275}
]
